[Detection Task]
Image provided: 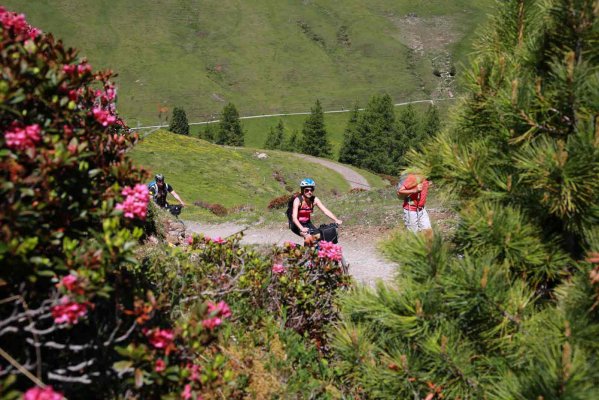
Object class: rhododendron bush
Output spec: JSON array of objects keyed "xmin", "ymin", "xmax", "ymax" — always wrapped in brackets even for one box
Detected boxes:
[
  {"xmin": 0, "ymin": 6, "xmax": 152, "ymax": 398},
  {"xmin": 0, "ymin": 8, "xmax": 351, "ymax": 398}
]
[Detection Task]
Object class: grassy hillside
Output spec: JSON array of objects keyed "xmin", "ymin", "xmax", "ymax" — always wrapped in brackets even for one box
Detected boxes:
[
  {"xmin": 129, "ymin": 130, "xmax": 386, "ymax": 221},
  {"xmin": 6, "ymin": 0, "xmax": 493, "ymax": 126}
]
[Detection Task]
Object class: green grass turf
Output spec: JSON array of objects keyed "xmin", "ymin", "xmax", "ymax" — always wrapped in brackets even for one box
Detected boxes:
[{"xmin": 6, "ymin": 0, "xmax": 493, "ymax": 126}]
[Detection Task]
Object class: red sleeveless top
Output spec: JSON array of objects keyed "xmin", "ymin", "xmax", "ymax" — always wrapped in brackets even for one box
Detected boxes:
[{"xmin": 297, "ymin": 196, "xmax": 314, "ymax": 223}]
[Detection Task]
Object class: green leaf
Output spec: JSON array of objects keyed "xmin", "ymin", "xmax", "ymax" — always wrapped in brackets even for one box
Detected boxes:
[{"xmin": 112, "ymin": 360, "xmax": 134, "ymax": 373}]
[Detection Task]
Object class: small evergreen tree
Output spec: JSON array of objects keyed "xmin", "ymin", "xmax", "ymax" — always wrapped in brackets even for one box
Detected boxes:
[
  {"xmin": 200, "ymin": 123, "xmax": 216, "ymax": 142},
  {"xmin": 421, "ymin": 103, "xmax": 441, "ymax": 138},
  {"xmin": 169, "ymin": 106, "xmax": 189, "ymax": 135},
  {"xmin": 264, "ymin": 120, "xmax": 285, "ymax": 149},
  {"xmin": 355, "ymin": 94, "xmax": 397, "ymax": 173},
  {"xmin": 284, "ymin": 129, "xmax": 300, "ymax": 152},
  {"xmin": 395, "ymin": 103, "xmax": 419, "ymax": 163},
  {"xmin": 338, "ymin": 104, "xmax": 362, "ymax": 165},
  {"xmin": 300, "ymin": 99, "xmax": 332, "ymax": 157},
  {"xmin": 216, "ymin": 103, "xmax": 244, "ymax": 146}
]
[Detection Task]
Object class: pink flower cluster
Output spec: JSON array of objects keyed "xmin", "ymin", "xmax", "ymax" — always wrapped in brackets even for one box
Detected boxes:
[
  {"xmin": 284, "ymin": 241, "xmax": 296, "ymax": 249},
  {"xmin": 62, "ymin": 61, "xmax": 92, "ymax": 76},
  {"xmin": 155, "ymin": 358, "xmax": 166, "ymax": 372},
  {"xmin": 205, "ymin": 236, "xmax": 226, "ymax": 244},
  {"xmin": 318, "ymin": 241, "xmax": 343, "ymax": 262},
  {"xmin": 94, "ymin": 85, "xmax": 117, "ymax": 102},
  {"xmin": 23, "ymin": 386, "xmax": 63, "ymax": 400},
  {"xmin": 0, "ymin": 7, "xmax": 40, "ymax": 39},
  {"xmin": 92, "ymin": 107, "xmax": 117, "ymax": 127},
  {"xmin": 181, "ymin": 383, "xmax": 204, "ymax": 400},
  {"xmin": 202, "ymin": 301, "xmax": 232, "ymax": 331},
  {"xmin": 116, "ymin": 184, "xmax": 149, "ymax": 220},
  {"xmin": 57, "ymin": 274, "xmax": 85, "ymax": 295},
  {"xmin": 272, "ymin": 264, "xmax": 285, "ymax": 275},
  {"xmin": 145, "ymin": 328, "xmax": 175, "ymax": 350},
  {"xmin": 4, "ymin": 123, "xmax": 41, "ymax": 151},
  {"xmin": 51, "ymin": 296, "xmax": 89, "ymax": 325}
]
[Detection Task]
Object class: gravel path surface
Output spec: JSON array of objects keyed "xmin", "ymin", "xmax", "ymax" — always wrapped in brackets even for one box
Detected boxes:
[
  {"xmin": 184, "ymin": 221, "xmax": 397, "ymax": 286},
  {"xmin": 293, "ymin": 154, "xmax": 371, "ymax": 190}
]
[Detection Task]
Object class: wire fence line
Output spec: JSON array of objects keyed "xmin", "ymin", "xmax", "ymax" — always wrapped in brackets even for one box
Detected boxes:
[{"xmin": 129, "ymin": 97, "xmax": 456, "ymax": 131}]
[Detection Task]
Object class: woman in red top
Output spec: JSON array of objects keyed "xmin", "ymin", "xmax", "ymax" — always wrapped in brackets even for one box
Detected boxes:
[
  {"xmin": 291, "ymin": 178, "xmax": 342, "ymax": 244},
  {"xmin": 396, "ymin": 173, "xmax": 432, "ymax": 233}
]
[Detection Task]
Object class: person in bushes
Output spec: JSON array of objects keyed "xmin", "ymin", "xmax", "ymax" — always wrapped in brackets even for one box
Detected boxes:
[
  {"xmin": 148, "ymin": 174, "xmax": 185, "ymax": 208},
  {"xmin": 291, "ymin": 178, "xmax": 342, "ymax": 245},
  {"xmin": 396, "ymin": 171, "xmax": 432, "ymax": 234}
]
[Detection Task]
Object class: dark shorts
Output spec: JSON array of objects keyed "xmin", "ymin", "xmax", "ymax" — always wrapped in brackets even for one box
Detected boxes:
[{"xmin": 290, "ymin": 221, "xmax": 317, "ymax": 237}]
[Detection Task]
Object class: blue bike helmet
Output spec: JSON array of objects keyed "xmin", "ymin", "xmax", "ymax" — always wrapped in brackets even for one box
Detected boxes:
[{"xmin": 300, "ymin": 178, "xmax": 315, "ymax": 188}]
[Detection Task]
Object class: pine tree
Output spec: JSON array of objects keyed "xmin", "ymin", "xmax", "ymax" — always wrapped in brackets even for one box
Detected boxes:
[
  {"xmin": 169, "ymin": 107, "xmax": 189, "ymax": 135},
  {"xmin": 284, "ymin": 129, "xmax": 300, "ymax": 152},
  {"xmin": 200, "ymin": 123, "xmax": 216, "ymax": 142},
  {"xmin": 421, "ymin": 103, "xmax": 441, "ymax": 138},
  {"xmin": 355, "ymin": 94, "xmax": 397, "ymax": 174},
  {"xmin": 216, "ymin": 103, "xmax": 244, "ymax": 146},
  {"xmin": 338, "ymin": 104, "xmax": 362, "ymax": 165},
  {"xmin": 265, "ymin": 120, "xmax": 285, "ymax": 149},
  {"xmin": 395, "ymin": 103, "xmax": 419, "ymax": 164},
  {"xmin": 300, "ymin": 99, "xmax": 332, "ymax": 157},
  {"xmin": 332, "ymin": 1, "xmax": 599, "ymax": 398}
]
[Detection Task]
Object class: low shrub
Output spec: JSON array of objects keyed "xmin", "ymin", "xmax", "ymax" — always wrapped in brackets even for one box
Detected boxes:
[
  {"xmin": 193, "ymin": 199, "xmax": 228, "ymax": 216},
  {"xmin": 268, "ymin": 194, "xmax": 292, "ymax": 209}
]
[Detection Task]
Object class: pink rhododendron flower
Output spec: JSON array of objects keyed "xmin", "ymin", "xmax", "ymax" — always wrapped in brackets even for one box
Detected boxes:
[
  {"xmin": 146, "ymin": 328, "xmax": 174, "ymax": 349},
  {"xmin": 181, "ymin": 384, "xmax": 192, "ymax": 400},
  {"xmin": 317, "ymin": 241, "xmax": 343, "ymax": 262},
  {"xmin": 201, "ymin": 317, "xmax": 222, "ymax": 330},
  {"xmin": 116, "ymin": 184, "xmax": 149, "ymax": 220},
  {"xmin": 212, "ymin": 236, "xmax": 225, "ymax": 244},
  {"xmin": 186, "ymin": 236, "xmax": 194, "ymax": 245},
  {"xmin": 92, "ymin": 107, "xmax": 117, "ymax": 127},
  {"xmin": 0, "ymin": 7, "xmax": 40, "ymax": 39},
  {"xmin": 4, "ymin": 123, "xmax": 41, "ymax": 151},
  {"xmin": 202, "ymin": 301, "xmax": 232, "ymax": 330},
  {"xmin": 57, "ymin": 274, "xmax": 84, "ymax": 295},
  {"xmin": 207, "ymin": 301, "xmax": 232, "ymax": 319},
  {"xmin": 186, "ymin": 363, "xmax": 200, "ymax": 381},
  {"xmin": 51, "ymin": 296, "xmax": 89, "ymax": 325},
  {"xmin": 272, "ymin": 264, "xmax": 285, "ymax": 274},
  {"xmin": 155, "ymin": 358, "xmax": 166, "ymax": 373},
  {"xmin": 23, "ymin": 385, "xmax": 63, "ymax": 400}
]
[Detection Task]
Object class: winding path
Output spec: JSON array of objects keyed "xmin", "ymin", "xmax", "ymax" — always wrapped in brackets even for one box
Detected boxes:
[{"xmin": 293, "ymin": 154, "xmax": 371, "ymax": 190}]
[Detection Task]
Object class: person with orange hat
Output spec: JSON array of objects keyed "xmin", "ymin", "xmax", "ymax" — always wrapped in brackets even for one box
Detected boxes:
[{"xmin": 396, "ymin": 172, "xmax": 432, "ymax": 233}]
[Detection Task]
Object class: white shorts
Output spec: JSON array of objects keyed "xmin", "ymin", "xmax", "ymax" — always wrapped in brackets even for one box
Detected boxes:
[{"xmin": 403, "ymin": 208, "xmax": 431, "ymax": 232}]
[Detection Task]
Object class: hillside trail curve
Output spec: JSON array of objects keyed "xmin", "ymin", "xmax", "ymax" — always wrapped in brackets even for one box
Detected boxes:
[{"xmin": 292, "ymin": 154, "xmax": 370, "ymax": 190}]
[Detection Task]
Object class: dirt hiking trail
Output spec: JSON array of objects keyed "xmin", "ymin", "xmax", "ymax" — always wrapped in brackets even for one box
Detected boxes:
[{"xmin": 184, "ymin": 221, "xmax": 397, "ymax": 286}]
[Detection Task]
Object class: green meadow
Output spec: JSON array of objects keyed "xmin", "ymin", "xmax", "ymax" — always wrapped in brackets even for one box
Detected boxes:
[{"xmin": 6, "ymin": 0, "xmax": 493, "ymax": 126}]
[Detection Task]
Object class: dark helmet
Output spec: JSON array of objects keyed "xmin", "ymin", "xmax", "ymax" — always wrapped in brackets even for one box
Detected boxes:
[{"xmin": 155, "ymin": 174, "xmax": 165, "ymax": 182}]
